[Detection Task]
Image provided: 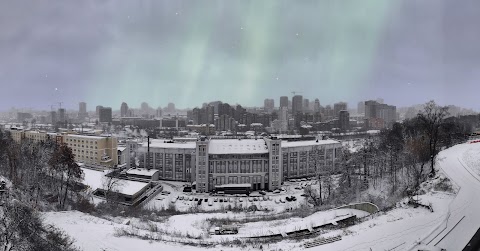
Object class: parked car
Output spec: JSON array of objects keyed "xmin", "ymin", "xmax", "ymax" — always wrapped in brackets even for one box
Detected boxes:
[
  {"xmin": 219, "ymin": 198, "xmax": 224, "ymax": 203},
  {"xmin": 280, "ymin": 198, "xmax": 285, "ymax": 203},
  {"xmin": 214, "ymin": 198, "xmax": 218, "ymax": 202},
  {"xmin": 204, "ymin": 198, "xmax": 208, "ymax": 202},
  {"xmin": 259, "ymin": 191, "xmax": 266, "ymax": 195},
  {"xmin": 273, "ymin": 189, "xmax": 280, "ymax": 194},
  {"xmin": 214, "ymin": 225, "xmax": 238, "ymax": 235},
  {"xmin": 239, "ymin": 198, "xmax": 243, "ymax": 202},
  {"xmin": 285, "ymin": 196, "xmax": 292, "ymax": 202},
  {"xmin": 194, "ymin": 198, "xmax": 199, "ymax": 201},
  {"xmin": 208, "ymin": 201, "xmax": 213, "ymax": 206}
]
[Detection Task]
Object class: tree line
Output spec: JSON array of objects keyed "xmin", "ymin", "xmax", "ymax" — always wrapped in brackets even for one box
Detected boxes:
[{"xmin": 306, "ymin": 100, "xmax": 477, "ymax": 208}]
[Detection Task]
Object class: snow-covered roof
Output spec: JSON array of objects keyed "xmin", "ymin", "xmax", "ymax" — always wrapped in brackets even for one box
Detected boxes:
[
  {"xmin": 81, "ymin": 168, "xmax": 148, "ymax": 196},
  {"xmin": 117, "ymin": 146, "xmax": 127, "ymax": 152},
  {"xmin": 143, "ymin": 139, "xmax": 196, "ymax": 149},
  {"xmin": 209, "ymin": 139, "xmax": 268, "ymax": 155},
  {"xmin": 126, "ymin": 168, "xmax": 159, "ymax": 177},
  {"xmin": 281, "ymin": 139, "xmax": 340, "ymax": 148},
  {"xmin": 64, "ymin": 134, "xmax": 106, "ymax": 140}
]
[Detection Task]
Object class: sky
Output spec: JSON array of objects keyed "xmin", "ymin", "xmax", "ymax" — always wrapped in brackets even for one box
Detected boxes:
[{"xmin": 0, "ymin": 0, "xmax": 479, "ymax": 111}]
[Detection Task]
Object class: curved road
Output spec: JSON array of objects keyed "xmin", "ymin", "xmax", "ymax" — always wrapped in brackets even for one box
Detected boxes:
[{"xmin": 418, "ymin": 143, "xmax": 480, "ymax": 250}]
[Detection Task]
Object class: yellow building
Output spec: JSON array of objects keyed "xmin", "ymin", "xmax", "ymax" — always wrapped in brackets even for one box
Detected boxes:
[
  {"xmin": 6, "ymin": 128, "xmax": 118, "ymax": 167},
  {"xmin": 63, "ymin": 134, "xmax": 118, "ymax": 167}
]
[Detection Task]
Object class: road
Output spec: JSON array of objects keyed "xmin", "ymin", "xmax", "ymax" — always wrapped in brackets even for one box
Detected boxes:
[{"xmin": 419, "ymin": 143, "xmax": 480, "ymax": 250}]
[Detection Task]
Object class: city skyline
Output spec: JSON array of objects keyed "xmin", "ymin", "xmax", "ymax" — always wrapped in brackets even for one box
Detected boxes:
[{"xmin": 1, "ymin": 0, "xmax": 480, "ymax": 111}]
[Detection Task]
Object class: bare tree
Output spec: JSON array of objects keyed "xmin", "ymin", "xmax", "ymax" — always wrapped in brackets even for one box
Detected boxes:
[
  {"xmin": 417, "ymin": 100, "xmax": 449, "ymax": 175},
  {"xmin": 102, "ymin": 170, "xmax": 125, "ymax": 204}
]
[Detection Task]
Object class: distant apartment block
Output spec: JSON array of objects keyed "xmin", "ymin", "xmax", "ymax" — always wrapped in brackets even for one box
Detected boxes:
[{"xmin": 6, "ymin": 128, "xmax": 118, "ymax": 167}]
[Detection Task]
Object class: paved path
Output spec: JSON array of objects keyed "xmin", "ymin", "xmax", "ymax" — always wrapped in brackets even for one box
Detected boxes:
[{"xmin": 419, "ymin": 143, "xmax": 480, "ymax": 250}]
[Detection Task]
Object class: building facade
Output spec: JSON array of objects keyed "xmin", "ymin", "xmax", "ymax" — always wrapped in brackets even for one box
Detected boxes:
[
  {"xmin": 280, "ymin": 96, "xmax": 289, "ymax": 109},
  {"xmin": 120, "ymin": 102, "xmax": 129, "ymax": 117},
  {"xmin": 130, "ymin": 137, "xmax": 341, "ymax": 192},
  {"xmin": 6, "ymin": 128, "xmax": 118, "ymax": 167},
  {"xmin": 264, "ymin": 99, "xmax": 275, "ymax": 113},
  {"xmin": 99, "ymin": 107, "xmax": 113, "ymax": 123},
  {"xmin": 333, "ymin": 102, "xmax": 348, "ymax": 118},
  {"xmin": 292, "ymin": 95, "xmax": 303, "ymax": 115}
]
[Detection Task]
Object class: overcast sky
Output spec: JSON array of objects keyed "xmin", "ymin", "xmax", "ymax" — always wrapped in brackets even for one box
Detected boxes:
[{"xmin": 1, "ymin": 0, "xmax": 479, "ymax": 111}]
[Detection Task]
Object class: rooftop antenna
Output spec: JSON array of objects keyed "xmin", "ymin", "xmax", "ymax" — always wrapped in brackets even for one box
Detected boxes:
[{"xmin": 291, "ymin": 91, "xmax": 302, "ymax": 96}]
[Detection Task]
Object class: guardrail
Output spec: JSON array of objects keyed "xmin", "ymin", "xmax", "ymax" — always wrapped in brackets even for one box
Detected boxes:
[{"xmin": 333, "ymin": 202, "xmax": 379, "ymax": 214}]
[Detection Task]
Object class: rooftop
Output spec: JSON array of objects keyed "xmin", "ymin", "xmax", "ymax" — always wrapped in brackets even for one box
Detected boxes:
[
  {"xmin": 64, "ymin": 134, "xmax": 109, "ymax": 140},
  {"xmin": 143, "ymin": 139, "xmax": 196, "ymax": 149},
  {"xmin": 209, "ymin": 139, "xmax": 269, "ymax": 155},
  {"xmin": 281, "ymin": 139, "xmax": 340, "ymax": 148},
  {"xmin": 126, "ymin": 168, "xmax": 159, "ymax": 177},
  {"xmin": 81, "ymin": 168, "xmax": 148, "ymax": 196}
]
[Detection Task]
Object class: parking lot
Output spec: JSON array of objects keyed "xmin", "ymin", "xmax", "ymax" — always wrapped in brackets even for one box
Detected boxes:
[{"xmin": 145, "ymin": 179, "xmax": 318, "ymax": 213}]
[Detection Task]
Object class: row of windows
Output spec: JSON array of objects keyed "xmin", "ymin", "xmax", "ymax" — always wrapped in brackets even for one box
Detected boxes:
[
  {"xmin": 66, "ymin": 138, "xmax": 98, "ymax": 144},
  {"xmin": 68, "ymin": 143, "xmax": 98, "ymax": 149}
]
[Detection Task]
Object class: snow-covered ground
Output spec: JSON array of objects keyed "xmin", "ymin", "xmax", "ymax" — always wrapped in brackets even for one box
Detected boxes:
[
  {"xmin": 462, "ymin": 142, "xmax": 480, "ymax": 175},
  {"xmin": 42, "ymin": 207, "xmax": 368, "ymax": 251},
  {"xmin": 43, "ymin": 142, "xmax": 480, "ymax": 251},
  {"xmin": 309, "ymin": 192, "xmax": 453, "ymax": 251},
  {"xmin": 42, "ymin": 211, "xmax": 205, "ymax": 251},
  {"xmin": 418, "ymin": 142, "xmax": 480, "ymax": 250}
]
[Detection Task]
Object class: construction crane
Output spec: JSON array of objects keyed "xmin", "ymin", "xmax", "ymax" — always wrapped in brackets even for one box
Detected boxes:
[
  {"xmin": 49, "ymin": 105, "xmax": 56, "ymax": 111},
  {"xmin": 57, "ymin": 102, "xmax": 64, "ymax": 109}
]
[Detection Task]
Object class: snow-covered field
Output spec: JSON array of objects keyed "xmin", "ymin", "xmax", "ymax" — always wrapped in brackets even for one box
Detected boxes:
[
  {"xmin": 42, "ymin": 211, "xmax": 204, "ymax": 251},
  {"xmin": 42, "ymin": 191, "xmax": 451, "ymax": 251}
]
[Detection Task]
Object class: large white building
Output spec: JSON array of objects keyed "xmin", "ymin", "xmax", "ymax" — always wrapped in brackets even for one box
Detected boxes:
[{"xmin": 130, "ymin": 137, "xmax": 341, "ymax": 192}]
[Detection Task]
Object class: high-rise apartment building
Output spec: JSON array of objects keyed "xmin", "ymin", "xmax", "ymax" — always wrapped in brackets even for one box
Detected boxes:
[
  {"xmin": 292, "ymin": 95, "xmax": 303, "ymax": 115},
  {"xmin": 96, "ymin": 105, "xmax": 103, "ymax": 116},
  {"xmin": 99, "ymin": 107, "xmax": 112, "ymax": 123},
  {"xmin": 78, "ymin": 102, "xmax": 87, "ymax": 121},
  {"xmin": 264, "ymin": 99, "xmax": 275, "ymax": 113},
  {"xmin": 357, "ymin": 101, "xmax": 365, "ymax": 114},
  {"xmin": 333, "ymin": 102, "xmax": 348, "ymax": 118},
  {"xmin": 280, "ymin": 96, "xmax": 289, "ymax": 109},
  {"xmin": 58, "ymin": 108, "xmax": 66, "ymax": 123},
  {"xmin": 314, "ymin": 99, "xmax": 321, "ymax": 113},
  {"xmin": 338, "ymin": 110, "xmax": 350, "ymax": 131},
  {"xmin": 120, "ymin": 102, "xmax": 129, "ymax": 117},
  {"xmin": 364, "ymin": 100, "xmax": 396, "ymax": 129},
  {"xmin": 303, "ymin": 99, "xmax": 310, "ymax": 112}
]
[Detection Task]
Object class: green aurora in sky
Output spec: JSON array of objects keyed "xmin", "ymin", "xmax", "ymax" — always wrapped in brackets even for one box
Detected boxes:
[{"xmin": 88, "ymin": 0, "xmax": 393, "ymax": 109}]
